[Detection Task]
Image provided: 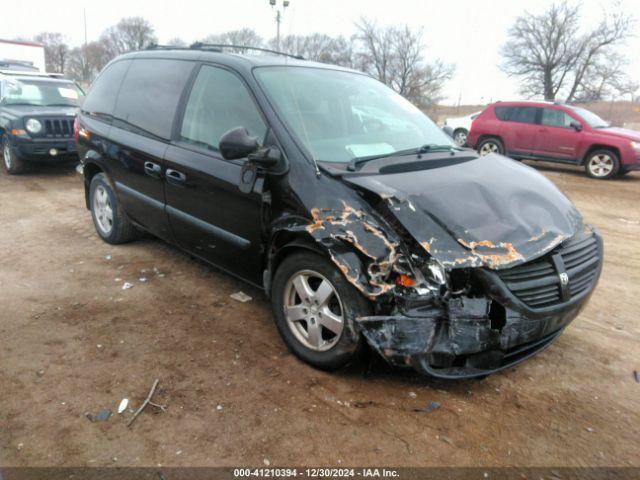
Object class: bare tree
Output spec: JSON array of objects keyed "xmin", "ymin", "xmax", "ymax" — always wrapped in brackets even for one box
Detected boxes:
[
  {"xmin": 66, "ymin": 41, "xmax": 111, "ymax": 84},
  {"xmin": 355, "ymin": 18, "xmax": 454, "ymax": 106},
  {"xmin": 274, "ymin": 33, "xmax": 356, "ymax": 66},
  {"xmin": 199, "ymin": 28, "xmax": 263, "ymax": 53},
  {"xmin": 502, "ymin": 1, "xmax": 634, "ymax": 102},
  {"xmin": 572, "ymin": 52, "xmax": 639, "ymax": 102},
  {"xmin": 33, "ymin": 32, "xmax": 70, "ymax": 73},
  {"xmin": 101, "ymin": 17, "xmax": 158, "ymax": 57},
  {"xmin": 166, "ymin": 37, "xmax": 188, "ymax": 47}
]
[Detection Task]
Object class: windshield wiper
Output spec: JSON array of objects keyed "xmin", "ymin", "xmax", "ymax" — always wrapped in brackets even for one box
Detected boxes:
[
  {"xmin": 348, "ymin": 144, "xmax": 461, "ymax": 171},
  {"xmin": 45, "ymin": 103, "xmax": 76, "ymax": 107}
]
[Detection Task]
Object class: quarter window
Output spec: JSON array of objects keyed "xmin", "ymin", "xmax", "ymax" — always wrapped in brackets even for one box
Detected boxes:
[
  {"xmin": 180, "ymin": 65, "xmax": 267, "ymax": 152},
  {"xmin": 494, "ymin": 106, "xmax": 511, "ymax": 121},
  {"xmin": 541, "ymin": 108, "xmax": 574, "ymax": 128},
  {"xmin": 82, "ymin": 60, "xmax": 131, "ymax": 119},
  {"xmin": 113, "ymin": 59, "xmax": 194, "ymax": 139}
]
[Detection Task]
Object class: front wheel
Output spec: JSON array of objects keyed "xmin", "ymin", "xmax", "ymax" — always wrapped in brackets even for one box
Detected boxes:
[
  {"xmin": 477, "ymin": 137, "xmax": 504, "ymax": 156},
  {"xmin": 584, "ymin": 150, "xmax": 620, "ymax": 179},
  {"xmin": 2, "ymin": 135, "xmax": 28, "ymax": 175},
  {"xmin": 271, "ymin": 251, "xmax": 371, "ymax": 371}
]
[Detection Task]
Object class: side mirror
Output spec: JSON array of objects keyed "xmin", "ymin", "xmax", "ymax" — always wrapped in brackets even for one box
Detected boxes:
[
  {"xmin": 442, "ymin": 125, "xmax": 455, "ymax": 139},
  {"xmin": 570, "ymin": 121, "xmax": 583, "ymax": 132},
  {"xmin": 219, "ymin": 127, "xmax": 259, "ymax": 160}
]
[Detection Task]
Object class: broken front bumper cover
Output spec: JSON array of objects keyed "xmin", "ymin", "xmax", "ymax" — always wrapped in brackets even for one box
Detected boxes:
[{"xmin": 358, "ymin": 269, "xmax": 598, "ymax": 380}]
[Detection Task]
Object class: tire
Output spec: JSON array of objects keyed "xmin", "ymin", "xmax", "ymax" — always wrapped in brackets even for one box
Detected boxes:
[
  {"xmin": 2, "ymin": 134, "xmax": 28, "ymax": 175},
  {"xmin": 477, "ymin": 137, "xmax": 504, "ymax": 156},
  {"xmin": 453, "ymin": 128, "xmax": 468, "ymax": 147},
  {"xmin": 271, "ymin": 251, "xmax": 371, "ymax": 371},
  {"xmin": 584, "ymin": 149, "xmax": 620, "ymax": 179},
  {"xmin": 89, "ymin": 172, "xmax": 138, "ymax": 244}
]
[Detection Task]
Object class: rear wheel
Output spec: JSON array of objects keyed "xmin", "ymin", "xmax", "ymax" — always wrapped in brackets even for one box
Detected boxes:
[
  {"xmin": 271, "ymin": 251, "xmax": 371, "ymax": 371},
  {"xmin": 453, "ymin": 128, "xmax": 468, "ymax": 147},
  {"xmin": 584, "ymin": 149, "xmax": 620, "ymax": 179},
  {"xmin": 2, "ymin": 135, "xmax": 28, "ymax": 175},
  {"xmin": 477, "ymin": 137, "xmax": 504, "ymax": 156},
  {"xmin": 89, "ymin": 173, "xmax": 138, "ymax": 244}
]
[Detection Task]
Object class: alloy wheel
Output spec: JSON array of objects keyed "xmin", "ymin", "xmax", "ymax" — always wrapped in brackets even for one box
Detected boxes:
[
  {"xmin": 479, "ymin": 141, "xmax": 499, "ymax": 156},
  {"xmin": 93, "ymin": 185, "xmax": 114, "ymax": 235},
  {"xmin": 283, "ymin": 270, "xmax": 344, "ymax": 352},
  {"xmin": 3, "ymin": 142, "xmax": 12, "ymax": 170},
  {"xmin": 454, "ymin": 131, "xmax": 467, "ymax": 146},
  {"xmin": 587, "ymin": 154, "xmax": 614, "ymax": 177}
]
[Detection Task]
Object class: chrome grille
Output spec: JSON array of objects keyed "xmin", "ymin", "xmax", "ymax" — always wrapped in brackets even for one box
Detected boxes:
[{"xmin": 498, "ymin": 231, "xmax": 600, "ymax": 308}]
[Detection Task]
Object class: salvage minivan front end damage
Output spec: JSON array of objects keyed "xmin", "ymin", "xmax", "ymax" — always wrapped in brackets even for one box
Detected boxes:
[
  {"xmin": 290, "ymin": 155, "xmax": 603, "ymax": 379},
  {"xmin": 357, "ymin": 228, "xmax": 602, "ymax": 379}
]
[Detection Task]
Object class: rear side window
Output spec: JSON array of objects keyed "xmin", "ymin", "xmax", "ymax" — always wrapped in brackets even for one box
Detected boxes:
[
  {"xmin": 179, "ymin": 65, "xmax": 267, "ymax": 152},
  {"xmin": 82, "ymin": 60, "xmax": 131, "ymax": 119},
  {"xmin": 541, "ymin": 108, "xmax": 574, "ymax": 128},
  {"xmin": 113, "ymin": 59, "xmax": 194, "ymax": 140},
  {"xmin": 510, "ymin": 107, "xmax": 539, "ymax": 124},
  {"xmin": 494, "ymin": 106, "xmax": 511, "ymax": 121}
]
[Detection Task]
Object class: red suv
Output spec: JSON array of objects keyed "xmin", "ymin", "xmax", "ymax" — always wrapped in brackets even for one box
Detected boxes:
[{"xmin": 467, "ymin": 101, "xmax": 640, "ymax": 179}]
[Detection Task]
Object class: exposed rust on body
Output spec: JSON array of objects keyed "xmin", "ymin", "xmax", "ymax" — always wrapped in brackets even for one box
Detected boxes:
[
  {"xmin": 305, "ymin": 201, "xmax": 400, "ymax": 298},
  {"xmin": 456, "ymin": 239, "xmax": 525, "ymax": 268}
]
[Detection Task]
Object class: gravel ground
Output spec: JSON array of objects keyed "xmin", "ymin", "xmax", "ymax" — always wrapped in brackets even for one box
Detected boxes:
[{"xmin": 0, "ymin": 161, "xmax": 638, "ymax": 467}]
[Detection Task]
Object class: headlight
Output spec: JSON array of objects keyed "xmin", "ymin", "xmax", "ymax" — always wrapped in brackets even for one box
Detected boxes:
[
  {"xmin": 25, "ymin": 118, "xmax": 42, "ymax": 134},
  {"xmin": 631, "ymin": 141, "xmax": 640, "ymax": 150},
  {"xmin": 426, "ymin": 259, "xmax": 447, "ymax": 285}
]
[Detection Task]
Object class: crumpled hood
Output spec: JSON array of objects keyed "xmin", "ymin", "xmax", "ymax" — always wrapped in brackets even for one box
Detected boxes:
[{"xmin": 344, "ymin": 154, "xmax": 584, "ymax": 270}]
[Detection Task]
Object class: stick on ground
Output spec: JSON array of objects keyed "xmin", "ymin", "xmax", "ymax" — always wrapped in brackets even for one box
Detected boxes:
[{"xmin": 127, "ymin": 378, "xmax": 161, "ymax": 428}]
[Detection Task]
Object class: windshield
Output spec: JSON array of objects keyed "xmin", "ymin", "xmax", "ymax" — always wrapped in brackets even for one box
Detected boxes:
[
  {"xmin": 1, "ymin": 79, "xmax": 84, "ymax": 107},
  {"xmin": 569, "ymin": 106, "xmax": 609, "ymax": 128},
  {"xmin": 254, "ymin": 66, "xmax": 454, "ymax": 164}
]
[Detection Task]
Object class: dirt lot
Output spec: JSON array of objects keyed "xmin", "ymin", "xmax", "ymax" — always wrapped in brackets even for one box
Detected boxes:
[{"xmin": 1, "ymin": 161, "xmax": 639, "ymax": 468}]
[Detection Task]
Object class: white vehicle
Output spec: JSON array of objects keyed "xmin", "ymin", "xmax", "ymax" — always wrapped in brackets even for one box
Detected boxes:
[
  {"xmin": 0, "ymin": 39, "xmax": 45, "ymax": 72},
  {"xmin": 443, "ymin": 110, "xmax": 482, "ymax": 146}
]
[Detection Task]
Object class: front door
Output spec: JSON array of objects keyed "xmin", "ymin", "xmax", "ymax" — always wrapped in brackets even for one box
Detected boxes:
[
  {"xmin": 533, "ymin": 108, "xmax": 581, "ymax": 162},
  {"xmin": 164, "ymin": 64, "xmax": 269, "ymax": 285}
]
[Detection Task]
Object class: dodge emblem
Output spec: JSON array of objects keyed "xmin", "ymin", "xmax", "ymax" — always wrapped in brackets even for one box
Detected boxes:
[{"xmin": 559, "ymin": 272, "xmax": 569, "ymax": 286}]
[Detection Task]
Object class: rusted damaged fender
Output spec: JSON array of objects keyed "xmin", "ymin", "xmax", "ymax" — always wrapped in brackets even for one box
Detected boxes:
[
  {"xmin": 267, "ymin": 198, "xmax": 405, "ymax": 299},
  {"xmin": 344, "ymin": 155, "xmax": 583, "ymax": 270}
]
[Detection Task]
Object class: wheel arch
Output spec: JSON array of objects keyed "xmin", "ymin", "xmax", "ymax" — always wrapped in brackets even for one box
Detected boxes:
[
  {"xmin": 83, "ymin": 161, "xmax": 106, "ymax": 209},
  {"xmin": 581, "ymin": 144, "xmax": 621, "ymax": 166},
  {"xmin": 477, "ymin": 134, "xmax": 504, "ymax": 145},
  {"xmin": 264, "ymin": 230, "xmax": 324, "ymax": 297}
]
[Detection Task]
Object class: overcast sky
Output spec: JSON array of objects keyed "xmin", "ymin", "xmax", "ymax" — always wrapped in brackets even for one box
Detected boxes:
[{"xmin": 3, "ymin": 0, "xmax": 639, "ymax": 104}]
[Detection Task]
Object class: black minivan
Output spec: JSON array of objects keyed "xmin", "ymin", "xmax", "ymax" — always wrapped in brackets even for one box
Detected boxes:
[{"xmin": 76, "ymin": 46, "xmax": 602, "ymax": 379}]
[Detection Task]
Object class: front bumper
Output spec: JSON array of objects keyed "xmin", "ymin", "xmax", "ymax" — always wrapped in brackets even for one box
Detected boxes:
[
  {"xmin": 358, "ymin": 232, "xmax": 603, "ymax": 379},
  {"xmin": 13, "ymin": 137, "xmax": 77, "ymax": 161},
  {"xmin": 622, "ymin": 157, "xmax": 640, "ymax": 172}
]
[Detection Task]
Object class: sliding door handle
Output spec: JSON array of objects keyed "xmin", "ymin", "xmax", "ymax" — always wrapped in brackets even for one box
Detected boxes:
[{"xmin": 144, "ymin": 161, "xmax": 162, "ymax": 178}]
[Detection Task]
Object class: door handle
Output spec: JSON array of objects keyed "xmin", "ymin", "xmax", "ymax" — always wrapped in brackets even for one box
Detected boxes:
[
  {"xmin": 144, "ymin": 161, "xmax": 162, "ymax": 178},
  {"xmin": 166, "ymin": 168, "xmax": 187, "ymax": 184}
]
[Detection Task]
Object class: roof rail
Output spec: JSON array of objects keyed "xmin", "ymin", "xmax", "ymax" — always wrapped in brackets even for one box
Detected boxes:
[
  {"xmin": 189, "ymin": 43, "xmax": 304, "ymax": 60},
  {"xmin": 0, "ymin": 69, "xmax": 65, "ymax": 78},
  {"xmin": 145, "ymin": 43, "xmax": 192, "ymax": 51}
]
